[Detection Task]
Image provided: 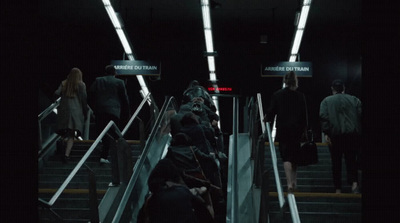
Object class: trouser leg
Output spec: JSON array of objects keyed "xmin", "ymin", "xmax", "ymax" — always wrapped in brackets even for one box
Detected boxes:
[
  {"xmin": 96, "ymin": 113, "xmax": 120, "ymax": 159},
  {"xmin": 343, "ymin": 135, "xmax": 359, "ymax": 185},
  {"xmin": 101, "ymin": 133, "xmax": 114, "ymax": 159},
  {"xmin": 329, "ymin": 140, "xmax": 343, "ymax": 190}
]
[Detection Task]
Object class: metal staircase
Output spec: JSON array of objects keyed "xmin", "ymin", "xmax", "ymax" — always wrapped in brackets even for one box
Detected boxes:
[
  {"xmin": 38, "ymin": 93, "xmax": 158, "ymax": 222},
  {"xmin": 38, "ymin": 140, "xmax": 142, "ymax": 222},
  {"xmin": 266, "ymin": 143, "xmax": 362, "ymax": 222}
]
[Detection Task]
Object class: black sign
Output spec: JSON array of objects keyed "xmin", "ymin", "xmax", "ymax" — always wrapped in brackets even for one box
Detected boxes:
[
  {"xmin": 111, "ymin": 60, "xmax": 161, "ymax": 76},
  {"xmin": 261, "ymin": 62, "xmax": 312, "ymax": 77}
]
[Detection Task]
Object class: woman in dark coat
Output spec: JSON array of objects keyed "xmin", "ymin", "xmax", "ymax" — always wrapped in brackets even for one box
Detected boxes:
[
  {"xmin": 264, "ymin": 71, "xmax": 307, "ymax": 192},
  {"xmin": 54, "ymin": 68, "xmax": 88, "ymax": 162}
]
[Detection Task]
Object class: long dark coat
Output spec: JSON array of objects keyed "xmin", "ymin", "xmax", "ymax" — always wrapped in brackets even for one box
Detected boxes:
[{"xmin": 55, "ymin": 82, "xmax": 88, "ymax": 136}]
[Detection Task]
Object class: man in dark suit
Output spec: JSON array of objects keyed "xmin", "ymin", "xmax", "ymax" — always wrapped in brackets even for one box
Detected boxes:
[{"xmin": 89, "ymin": 65, "xmax": 130, "ymax": 164}]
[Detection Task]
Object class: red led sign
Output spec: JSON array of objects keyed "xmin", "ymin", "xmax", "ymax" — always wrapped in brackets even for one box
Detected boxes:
[{"xmin": 208, "ymin": 87, "xmax": 233, "ymax": 92}]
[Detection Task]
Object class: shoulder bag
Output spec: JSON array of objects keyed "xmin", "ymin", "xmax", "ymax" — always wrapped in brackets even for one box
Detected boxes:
[{"xmin": 295, "ymin": 94, "xmax": 318, "ymax": 166}]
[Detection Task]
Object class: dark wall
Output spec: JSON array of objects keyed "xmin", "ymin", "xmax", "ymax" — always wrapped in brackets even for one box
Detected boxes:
[{"xmin": 37, "ymin": 13, "xmax": 362, "ymax": 141}]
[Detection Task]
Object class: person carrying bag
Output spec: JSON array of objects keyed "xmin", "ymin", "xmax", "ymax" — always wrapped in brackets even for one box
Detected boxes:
[{"xmin": 295, "ymin": 94, "xmax": 318, "ymax": 166}]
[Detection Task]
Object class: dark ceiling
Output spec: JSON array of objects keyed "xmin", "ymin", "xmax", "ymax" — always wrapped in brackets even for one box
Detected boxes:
[{"xmin": 37, "ymin": 0, "xmax": 362, "ymax": 130}]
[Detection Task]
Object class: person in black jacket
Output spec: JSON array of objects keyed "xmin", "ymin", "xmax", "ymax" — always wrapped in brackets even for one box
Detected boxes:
[
  {"xmin": 166, "ymin": 133, "xmax": 217, "ymax": 178},
  {"xmin": 182, "ymin": 80, "xmax": 217, "ymax": 112},
  {"xmin": 264, "ymin": 71, "xmax": 307, "ymax": 193},
  {"xmin": 88, "ymin": 65, "xmax": 130, "ymax": 164},
  {"xmin": 138, "ymin": 158, "xmax": 215, "ymax": 223}
]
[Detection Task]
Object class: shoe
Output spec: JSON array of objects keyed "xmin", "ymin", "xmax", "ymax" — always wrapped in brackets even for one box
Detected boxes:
[
  {"xmin": 100, "ymin": 158, "xmax": 110, "ymax": 164},
  {"xmin": 62, "ymin": 155, "xmax": 70, "ymax": 164},
  {"xmin": 108, "ymin": 182, "xmax": 120, "ymax": 187},
  {"xmin": 352, "ymin": 186, "xmax": 360, "ymax": 194}
]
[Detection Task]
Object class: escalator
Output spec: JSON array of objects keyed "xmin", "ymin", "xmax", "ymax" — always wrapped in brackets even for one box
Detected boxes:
[
  {"xmin": 38, "ymin": 94, "xmax": 277, "ymax": 223},
  {"xmin": 38, "ymin": 140, "xmax": 143, "ymax": 222},
  {"xmin": 38, "ymin": 93, "xmax": 160, "ymax": 222}
]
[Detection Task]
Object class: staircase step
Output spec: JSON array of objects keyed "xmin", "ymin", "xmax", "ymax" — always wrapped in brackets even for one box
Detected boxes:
[
  {"xmin": 267, "ymin": 192, "xmax": 362, "ymax": 222},
  {"xmin": 39, "ymin": 207, "xmax": 92, "ymax": 220},
  {"xmin": 38, "ymin": 139, "xmax": 142, "ymax": 223},
  {"xmin": 270, "ymin": 200, "xmax": 361, "ymax": 212},
  {"xmin": 268, "ymin": 211, "xmax": 361, "ymax": 223},
  {"xmin": 39, "ymin": 188, "xmax": 107, "ymax": 200}
]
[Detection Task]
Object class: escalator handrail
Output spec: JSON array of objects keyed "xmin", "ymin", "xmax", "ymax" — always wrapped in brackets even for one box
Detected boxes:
[
  {"xmin": 38, "ymin": 96, "xmax": 95, "ymax": 151},
  {"xmin": 228, "ymin": 96, "xmax": 240, "ymax": 223},
  {"xmin": 121, "ymin": 93, "xmax": 152, "ymax": 136},
  {"xmin": 112, "ymin": 96, "xmax": 178, "ymax": 222},
  {"xmin": 39, "ymin": 93, "xmax": 152, "ymax": 207},
  {"xmin": 257, "ymin": 93, "xmax": 301, "ymax": 222},
  {"xmin": 257, "ymin": 93, "xmax": 285, "ymax": 207},
  {"xmin": 38, "ymin": 98, "xmax": 60, "ymax": 121}
]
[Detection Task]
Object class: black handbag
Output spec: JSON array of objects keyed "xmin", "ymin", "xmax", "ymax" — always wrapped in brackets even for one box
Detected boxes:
[
  {"xmin": 295, "ymin": 95, "xmax": 318, "ymax": 166},
  {"xmin": 296, "ymin": 130, "xmax": 318, "ymax": 166}
]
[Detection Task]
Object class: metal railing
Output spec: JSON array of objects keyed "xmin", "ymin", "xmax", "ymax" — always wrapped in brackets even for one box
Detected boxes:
[
  {"xmin": 257, "ymin": 93, "xmax": 301, "ymax": 223},
  {"xmin": 38, "ymin": 97, "xmax": 94, "ymax": 156},
  {"xmin": 38, "ymin": 93, "xmax": 154, "ymax": 221},
  {"xmin": 227, "ymin": 96, "xmax": 240, "ymax": 223},
  {"xmin": 111, "ymin": 96, "xmax": 178, "ymax": 222}
]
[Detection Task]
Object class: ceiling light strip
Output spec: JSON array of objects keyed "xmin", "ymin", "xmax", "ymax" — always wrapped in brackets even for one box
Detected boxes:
[
  {"xmin": 288, "ymin": 0, "xmax": 312, "ymax": 62},
  {"xmin": 201, "ymin": 0, "xmax": 220, "ymax": 128},
  {"xmin": 102, "ymin": 0, "xmax": 150, "ymax": 99},
  {"xmin": 201, "ymin": 0, "xmax": 217, "ymax": 82}
]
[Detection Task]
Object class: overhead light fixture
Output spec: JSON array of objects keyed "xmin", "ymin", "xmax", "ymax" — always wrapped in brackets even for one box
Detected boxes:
[
  {"xmin": 201, "ymin": 0, "xmax": 221, "ymax": 128},
  {"xmin": 102, "ymin": 0, "xmax": 150, "ymax": 101},
  {"xmin": 201, "ymin": 0, "xmax": 219, "ymax": 84},
  {"xmin": 204, "ymin": 29, "xmax": 214, "ymax": 52},
  {"xmin": 207, "ymin": 56, "xmax": 216, "ymax": 73},
  {"xmin": 291, "ymin": 29, "xmax": 304, "ymax": 55},
  {"xmin": 297, "ymin": 5, "xmax": 310, "ymax": 29},
  {"xmin": 288, "ymin": 0, "xmax": 312, "ymax": 62}
]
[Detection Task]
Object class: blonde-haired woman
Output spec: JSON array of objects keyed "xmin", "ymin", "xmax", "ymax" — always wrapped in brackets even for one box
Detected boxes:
[
  {"xmin": 264, "ymin": 71, "xmax": 307, "ymax": 192},
  {"xmin": 54, "ymin": 68, "xmax": 88, "ymax": 163}
]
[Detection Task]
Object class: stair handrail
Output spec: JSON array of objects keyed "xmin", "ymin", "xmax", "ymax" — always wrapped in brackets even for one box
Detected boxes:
[
  {"xmin": 38, "ymin": 98, "xmax": 60, "ymax": 121},
  {"xmin": 227, "ymin": 96, "xmax": 240, "ymax": 223},
  {"xmin": 38, "ymin": 97, "xmax": 95, "ymax": 154},
  {"xmin": 257, "ymin": 93, "xmax": 301, "ymax": 223},
  {"xmin": 121, "ymin": 92, "xmax": 152, "ymax": 137},
  {"xmin": 257, "ymin": 93, "xmax": 285, "ymax": 207},
  {"xmin": 39, "ymin": 93, "xmax": 152, "ymax": 207},
  {"xmin": 111, "ymin": 96, "xmax": 178, "ymax": 222},
  {"xmin": 264, "ymin": 122, "xmax": 285, "ymax": 207}
]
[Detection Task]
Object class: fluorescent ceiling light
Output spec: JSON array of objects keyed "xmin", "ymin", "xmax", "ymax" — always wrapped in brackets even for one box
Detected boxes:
[
  {"xmin": 291, "ymin": 29, "xmax": 304, "ymax": 55},
  {"xmin": 288, "ymin": 0, "xmax": 312, "ymax": 61},
  {"xmin": 136, "ymin": 75, "xmax": 150, "ymax": 97},
  {"xmin": 116, "ymin": 29, "xmax": 132, "ymax": 55},
  {"xmin": 200, "ymin": 0, "xmax": 221, "ymax": 116},
  {"xmin": 204, "ymin": 29, "xmax": 214, "ymax": 52},
  {"xmin": 289, "ymin": 55, "xmax": 297, "ymax": 62},
  {"xmin": 202, "ymin": 5, "xmax": 211, "ymax": 29},
  {"xmin": 207, "ymin": 56, "xmax": 215, "ymax": 72},
  {"xmin": 298, "ymin": 6, "xmax": 310, "ymax": 29},
  {"xmin": 102, "ymin": 0, "xmax": 151, "ymax": 104},
  {"xmin": 127, "ymin": 54, "xmax": 135, "ymax": 61},
  {"xmin": 209, "ymin": 72, "xmax": 217, "ymax": 81},
  {"xmin": 103, "ymin": 1, "xmax": 121, "ymax": 28}
]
